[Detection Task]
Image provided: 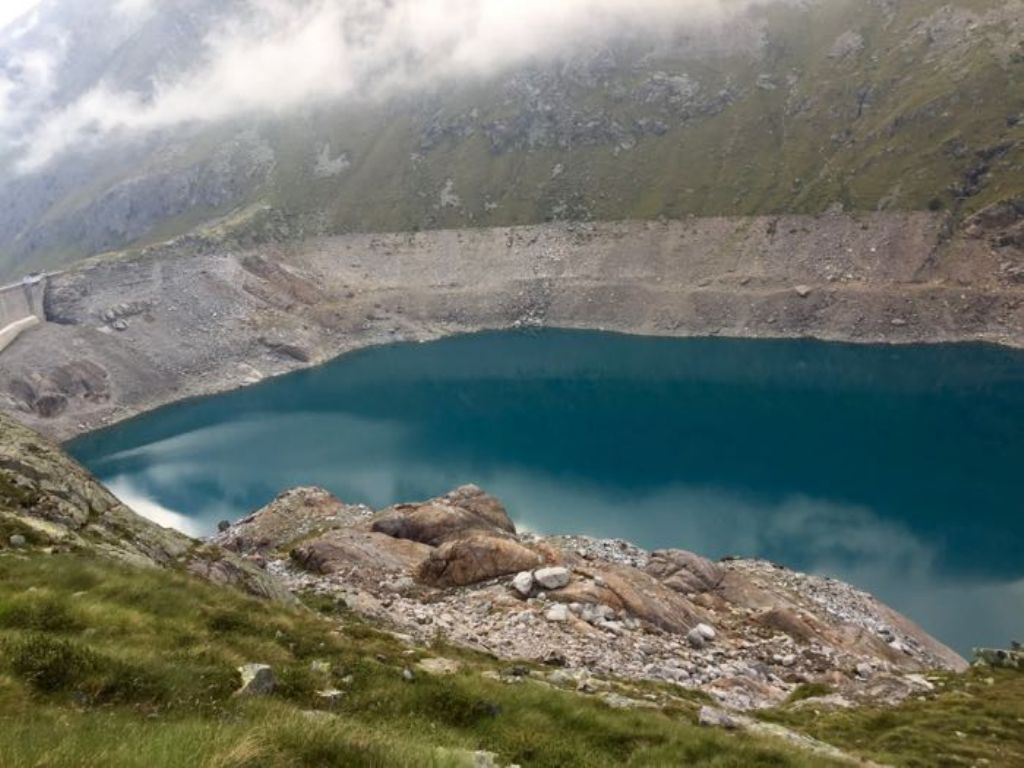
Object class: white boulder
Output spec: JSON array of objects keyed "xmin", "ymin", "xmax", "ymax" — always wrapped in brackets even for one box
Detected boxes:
[{"xmin": 534, "ymin": 566, "xmax": 571, "ymax": 590}]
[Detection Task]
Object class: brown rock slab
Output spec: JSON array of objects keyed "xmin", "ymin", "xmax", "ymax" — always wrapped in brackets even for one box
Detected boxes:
[
  {"xmin": 588, "ymin": 564, "xmax": 704, "ymax": 636},
  {"xmin": 292, "ymin": 529, "xmax": 431, "ymax": 575},
  {"xmin": 417, "ymin": 533, "xmax": 544, "ymax": 587},
  {"xmin": 373, "ymin": 485, "xmax": 516, "ymax": 546},
  {"xmin": 645, "ymin": 549, "xmax": 723, "ymax": 594}
]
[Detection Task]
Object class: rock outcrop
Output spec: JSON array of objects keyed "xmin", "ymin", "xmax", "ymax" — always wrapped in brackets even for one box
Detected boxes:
[
  {"xmin": 215, "ymin": 484, "xmax": 969, "ymax": 710},
  {"xmin": 372, "ymin": 485, "xmax": 517, "ymax": 545}
]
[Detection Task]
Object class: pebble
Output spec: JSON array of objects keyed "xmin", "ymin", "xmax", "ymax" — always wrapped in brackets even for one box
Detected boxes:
[
  {"xmin": 695, "ymin": 623, "xmax": 717, "ymax": 641},
  {"xmin": 545, "ymin": 604, "xmax": 571, "ymax": 622},
  {"xmin": 510, "ymin": 571, "xmax": 534, "ymax": 597}
]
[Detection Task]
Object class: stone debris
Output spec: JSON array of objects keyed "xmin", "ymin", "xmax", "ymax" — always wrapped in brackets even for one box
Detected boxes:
[
  {"xmin": 434, "ymin": 748, "xmax": 521, "ymax": 768},
  {"xmin": 974, "ymin": 647, "xmax": 1024, "ymax": 670},
  {"xmin": 217, "ymin": 485, "xmax": 968, "ymax": 711},
  {"xmin": 544, "ymin": 604, "xmax": 571, "ymax": 622}
]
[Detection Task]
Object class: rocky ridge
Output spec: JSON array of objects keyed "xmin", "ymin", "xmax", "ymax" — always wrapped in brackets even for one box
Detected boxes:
[{"xmin": 213, "ymin": 484, "xmax": 968, "ymax": 712}]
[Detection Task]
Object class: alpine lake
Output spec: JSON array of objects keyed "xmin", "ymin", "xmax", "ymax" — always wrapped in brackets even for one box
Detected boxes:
[{"xmin": 69, "ymin": 329, "xmax": 1024, "ymax": 655}]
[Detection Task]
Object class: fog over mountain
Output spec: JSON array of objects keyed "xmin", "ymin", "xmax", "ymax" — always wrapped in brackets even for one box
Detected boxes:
[
  {"xmin": 0, "ymin": 0, "xmax": 1021, "ymax": 280},
  {"xmin": 1, "ymin": 0, "xmax": 787, "ymax": 171}
]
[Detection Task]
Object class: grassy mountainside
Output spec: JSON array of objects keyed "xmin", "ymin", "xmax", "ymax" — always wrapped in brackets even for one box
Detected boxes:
[
  {"xmin": 0, "ymin": 0, "xmax": 1021, "ymax": 280},
  {"xmin": 1, "ymin": 547, "xmax": 1022, "ymax": 766},
  {"xmin": 0, "ymin": 553, "xmax": 830, "ymax": 768}
]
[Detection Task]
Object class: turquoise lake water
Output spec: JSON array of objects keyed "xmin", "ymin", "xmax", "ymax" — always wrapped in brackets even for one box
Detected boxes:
[{"xmin": 68, "ymin": 330, "xmax": 1024, "ymax": 655}]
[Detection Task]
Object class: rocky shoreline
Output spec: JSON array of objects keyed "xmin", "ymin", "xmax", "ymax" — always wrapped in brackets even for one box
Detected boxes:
[
  {"xmin": 213, "ymin": 485, "xmax": 967, "ymax": 712},
  {"xmin": 1, "ymin": 211, "xmax": 1022, "ymax": 442}
]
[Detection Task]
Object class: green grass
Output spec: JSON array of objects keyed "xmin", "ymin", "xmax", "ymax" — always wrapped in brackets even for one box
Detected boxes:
[
  {"xmin": 0, "ymin": 551, "xmax": 1022, "ymax": 766},
  {"xmin": 761, "ymin": 670, "xmax": 1024, "ymax": 767},
  {"xmin": 0, "ymin": 553, "xmax": 838, "ymax": 767}
]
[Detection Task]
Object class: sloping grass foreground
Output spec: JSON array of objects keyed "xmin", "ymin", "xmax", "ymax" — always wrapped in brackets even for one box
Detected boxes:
[
  {"xmin": 761, "ymin": 669, "xmax": 1024, "ymax": 768},
  {"xmin": 0, "ymin": 552, "xmax": 834, "ymax": 768}
]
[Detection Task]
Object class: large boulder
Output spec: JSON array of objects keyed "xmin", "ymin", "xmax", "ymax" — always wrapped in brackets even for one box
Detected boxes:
[
  {"xmin": 645, "ymin": 549, "xmax": 723, "ymax": 595},
  {"xmin": 416, "ymin": 533, "xmax": 545, "ymax": 588},
  {"xmin": 373, "ymin": 485, "xmax": 516, "ymax": 546},
  {"xmin": 291, "ymin": 529, "xmax": 431, "ymax": 576}
]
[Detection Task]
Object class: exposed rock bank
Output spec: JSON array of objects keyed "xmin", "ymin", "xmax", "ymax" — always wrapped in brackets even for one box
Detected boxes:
[
  {"xmin": 214, "ymin": 484, "xmax": 968, "ymax": 711},
  {"xmin": 0, "ymin": 412, "xmax": 289, "ymax": 601},
  {"xmin": 1, "ymin": 211, "xmax": 1023, "ymax": 441}
]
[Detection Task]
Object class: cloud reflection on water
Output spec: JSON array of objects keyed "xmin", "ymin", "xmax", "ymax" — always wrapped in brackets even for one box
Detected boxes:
[{"xmin": 91, "ymin": 413, "xmax": 1024, "ymax": 655}]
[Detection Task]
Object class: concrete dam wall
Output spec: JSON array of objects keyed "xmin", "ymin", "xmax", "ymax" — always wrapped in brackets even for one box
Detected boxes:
[{"xmin": 0, "ymin": 278, "xmax": 45, "ymax": 354}]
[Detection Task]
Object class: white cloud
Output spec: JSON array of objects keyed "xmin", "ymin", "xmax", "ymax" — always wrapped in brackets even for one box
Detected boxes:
[
  {"xmin": 0, "ymin": 0, "xmax": 40, "ymax": 33},
  {"xmin": 4, "ymin": 0, "xmax": 782, "ymax": 171},
  {"xmin": 113, "ymin": 0, "xmax": 153, "ymax": 16}
]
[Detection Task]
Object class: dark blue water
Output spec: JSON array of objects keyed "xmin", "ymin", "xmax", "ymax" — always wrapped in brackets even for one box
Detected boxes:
[{"xmin": 68, "ymin": 330, "xmax": 1024, "ymax": 655}]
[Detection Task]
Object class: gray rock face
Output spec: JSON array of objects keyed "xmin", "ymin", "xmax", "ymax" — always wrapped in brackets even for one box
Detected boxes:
[
  {"xmin": 236, "ymin": 664, "xmax": 275, "ymax": 696},
  {"xmin": 8, "ymin": 534, "xmax": 27, "ymax": 548},
  {"xmin": 534, "ymin": 566, "xmax": 571, "ymax": 590},
  {"xmin": 0, "ymin": 414, "xmax": 292, "ymax": 602}
]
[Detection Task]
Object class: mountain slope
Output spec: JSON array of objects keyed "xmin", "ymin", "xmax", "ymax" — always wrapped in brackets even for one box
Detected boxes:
[
  {"xmin": 0, "ymin": 0, "xmax": 1021, "ymax": 281},
  {"xmin": 0, "ymin": 411, "xmax": 288, "ymax": 599},
  {"xmin": 0, "ymin": 411, "xmax": 1022, "ymax": 767}
]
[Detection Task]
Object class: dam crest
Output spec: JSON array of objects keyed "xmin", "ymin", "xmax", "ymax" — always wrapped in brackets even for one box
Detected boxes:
[{"xmin": 0, "ymin": 276, "xmax": 46, "ymax": 354}]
